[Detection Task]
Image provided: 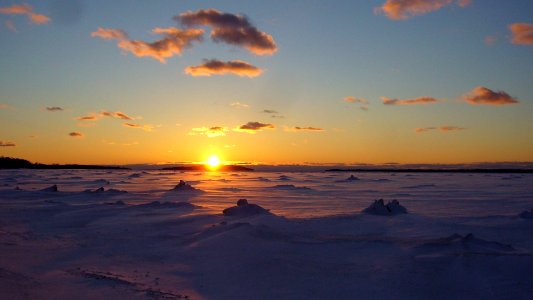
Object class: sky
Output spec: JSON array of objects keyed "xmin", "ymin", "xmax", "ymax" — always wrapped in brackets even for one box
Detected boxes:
[{"xmin": 0, "ymin": 0, "xmax": 532, "ymax": 165}]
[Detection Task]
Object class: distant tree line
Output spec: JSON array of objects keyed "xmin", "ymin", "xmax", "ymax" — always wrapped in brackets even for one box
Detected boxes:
[{"xmin": 0, "ymin": 156, "xmax": 128, "ymax": 170}]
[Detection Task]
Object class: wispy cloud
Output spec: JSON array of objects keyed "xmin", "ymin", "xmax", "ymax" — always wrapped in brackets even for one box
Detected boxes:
[
  {"xmin": 68, "ymin": 131, "xmax": 83, "ymax": 138},
  {"xmin": 123, "ymin": 123, "xmax": 155, "ymax": 132},
  {"xmin": 0, "ymin": 3, "xmax": 51, "ymax": 24},
  {"xmin": 262, "ymin": 109, "xmax": 278, "ymax": 114},
  {"xmin": 234, "ymin": 121, "xmax": 275, "ymax": 133},
  {"xmin": 343, "ymin": 96, "xmax": 368, "ymax": 104},
  {"xmin": 189, "ymin": 126, "xmax": 228, "ymax": 137},
  {"xmin": 76, "ymin": 110, "xmax": 136, "ymax": 121},
  {"xmin": 5, "ymin": 20, "xmax": 17, "ymax": 32},
  {"xmin": 484, "ymin": 35, "xmax": 497, "ymax": 46},
  {"xmin": 0, "ymin": 103, "xmax": 12, "ymax": 110},
  {"xmin": 185, "ymin": 59, "xmax": 262, "ymax": 77},
  {"xmin": 176, "ymin": 9, "xmax": 277, "ymax": 55},
  {"xmin": 376, "ymin": 0, "xmax": 470, "ymax": 20},
  {"xmin": 416, "ymin": 126, "xmax": 466, "ymax": 133},
  {"xmin": 91, "ymin": 27, "xmax": 204, "ymax": 63},
  {"xmin": 45, "ymin": 106, "xmax": 64, "ymax": 112},
  {"xmin": 285, "ymin": 126, "xmax": 325, "ymax": 132},
  {"xmin": 509, "ymin": 23, "xmax": 533, "ymax": 45},
  {"xmin": 230, "ymin": 102, "xmax": 249, "ymax": 109},
  {"xmin": 101, "ymin": 111, "xmax": 133, "ymax": 120},
  {"xmin": 0, "ymin": 141, "xmax": 16, "ymax": 147},
  {"xmin": 462, "ymin": 86, "xmax": 519, "ymax": 105},
  {"xmin": 344, "ymin": 96, "xmax": 369, "ymax": 111},
  {"xmin": 381, "ymin": 96, "xmax": 441, "ymax": 105}
]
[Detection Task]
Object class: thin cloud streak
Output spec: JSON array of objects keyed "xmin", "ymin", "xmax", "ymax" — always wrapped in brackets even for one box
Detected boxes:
[
  {"xmin": 0, "ymin": 141, "xmax": 16, "ymax": 147},
  {"xmin": 0, "ymin": 3, "xmax": 51, "ymax": 24},
  {"xmin": 416, "ymin": 126, "xmax": 466, "ymax": 133},
  {"xmin": 381, "ymin": 96, "xmax": 441, "ymax": 105},
  {"xmin": 189, "ymin": 126, "xmax": 228, "ymax": 138},
  {"xmin": 462, "ymin": 87, "xmax": 519, "ymax": 105},
  {"xmin": 46, "ymin": 106, "xmax": 64, "ymax": 112},
  {"xmin": 376, "ymin": 0, "xmax": 470, "ymax": 20},
  {"xmin": 185, "ymin": 59, "xmax": 262, "ymax": 77},
  {"xmin": 68, "ymin": 132, "xmax": 83, "ymax": 138},
  {"xmin": 285, "ymin": 126, "xmax": 325, "ymax": 132}
]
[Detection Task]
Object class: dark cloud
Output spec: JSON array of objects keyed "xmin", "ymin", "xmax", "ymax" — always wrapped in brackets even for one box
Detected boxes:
[
  {"xmin": 376, "ymin": 0, "xmax": 470, "ymax": 20},
  {"xmin": 46, "ymin": 106, "xmax": 64, "ymax": 112},
  {"xmin": 0, "ymin": 141, "xmax": 16, "ymax": 147},
  {"xmin": 123, "ymin": 123, "xmax": 155, "ymax": 132},
  {"xmin": 462, "ymin": 87, "xmax": 519, "ymax": 105},
  {"xmin": 509, "ymin": 23, "xmax": 533, "ymax": 45},
  {"xmin": 185, "ymin": 59, "xmax": 262, "ymax": 77},
  {"xmin": 68, "ymin": 132, "xmax": 83, "ymax": 137},
  {"xmin": 286, "ymin": 126, "xmax": 325, "ymax": 132},
  {"xmin": 381, "ymin": 96, "xmax": 440, "ymax": 105},
  {"xmin": 0, "ymin": 3, "xmax": 51, "ymax": 24},
  {"xmin": 91, "ymin": 27, "xmax": 204, "ymax": 63},
  {"xmin": 76, "ymin": 111, "xmax": 136, "ymax": 121},
  {"xmin": 176, "ymin": 9, "xmax": 277, "ymax": 55},
  {"xmin": 262, "ymin": 109, "xmax": 278, "ymax": 114},
  {"xmin": 234, "ymin": 121, "xmax": 274, "ymax": 133},
  {"xmin": 101, "ymin": 111, "xmax": 133, "ymax": 120}
]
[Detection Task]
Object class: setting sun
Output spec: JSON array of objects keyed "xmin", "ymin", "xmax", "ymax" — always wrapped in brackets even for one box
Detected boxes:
[{"xmin": 207, "ymin": 155, "xmax": 221, "ymax": 169}]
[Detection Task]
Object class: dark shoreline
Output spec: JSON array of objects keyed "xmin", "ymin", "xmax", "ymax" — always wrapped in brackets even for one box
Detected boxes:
[{"xmin": 325, "ymin": 168, "xmax": 533, "ymax": 174}]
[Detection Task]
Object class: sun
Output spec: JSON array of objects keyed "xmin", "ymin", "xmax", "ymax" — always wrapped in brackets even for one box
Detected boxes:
[{"xmin": 207, "ymin": 155, "xmax": 221, "ymax": 169}]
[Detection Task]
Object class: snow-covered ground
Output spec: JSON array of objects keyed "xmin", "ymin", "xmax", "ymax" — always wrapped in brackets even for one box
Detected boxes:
[{"xmin": 1, "ymin": 169, "xmax": 532, "ymax": 299}]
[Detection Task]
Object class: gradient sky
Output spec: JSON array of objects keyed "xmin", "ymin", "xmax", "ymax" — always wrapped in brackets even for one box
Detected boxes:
[{"xmin": 1, "ymin": 0, "xmax": 532, "ymax": 165}]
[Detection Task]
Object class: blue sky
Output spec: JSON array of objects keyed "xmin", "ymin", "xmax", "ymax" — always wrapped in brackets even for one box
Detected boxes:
[{"xmin": 0, "ymin": 0, "xmax": 532, "ymax": 164}]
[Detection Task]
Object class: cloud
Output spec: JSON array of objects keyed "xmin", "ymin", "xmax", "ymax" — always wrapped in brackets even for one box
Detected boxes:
[
  {"xmin": 91, "ymin": 27, "xmax": 204, "ymax": 63},
  {"xmin": 0, "ymin": 103, "xmax": 12, "ymax": 110},
  {"xmin": 5, "ymin": 20, "xmax": 17, "ymax": 32},
  {"xmin": 46, "ymin": 106, "xmax": 63, "ymax": 112},
  {"xmin": 101, "ymin": 111, "xmax": 133, "ymax": 120},
  {"xmin": 234, "ymin": 121, "xmax": 274, "ymax": 133},
  {"xmin": 76, "ymin": 110, "xmax": 136, "ymax": 121},
  {"xmin": 176, "ymin": 9, "xmax": 277, "ymax": 55},
  {"xmin": 509, "ymin": 23, "xmax": 533, "ymax": 45},
  {"xmin": 189, "ymin": 126, "xmax": 228, "ymax": 137},
  {"xmin": 0, "ymin": 141, "xmax": 16, "ymax": 147},
  {"xmin": 230, "ymin": 102, "xmax": 249, "ymax": 109},
  {"xmin": 68, "ymin": 131, "xmax": 83, "ymax": 138},
  {"xmin": 416, "ymin": 126, "xmax": 466, "ymax": 133},
  {"xmin": 343, "ymin": 96, "xmax": 368, "ymax": 104},
  {"xmin": 462, "ymin": 86, "xmax": 519, "ymax": 105},
  {"xmin": 262, "ymin": 109, "xmax": 278, "ymax": 114},
  {"xmin": 285, "ymin": 126, "xmax": 325, "ymax": 132},
  {"xmin": 123, "ymin": 123, "xmax": 155, "ymax": 132},
  {"xmin": 484, "ymin": 35, "xmax": 496, "ymax": 46},
  {"xmin": 381, "ymin": 96, "xmax": 440, "ymax": 105},
  {"xmin": 76, "ymin": 114, "xmax": 99, "ymax": 121},
  {"xmin": 376, "ymin": 0, "xmax": 470, "ymax": 20},
  {"xmin": 0, "ymin": 3, "xmax": 51, "ymax": 24},
  {"xmin": 185, "ymin": 59, "xmax": 262, "ymax": 77}
]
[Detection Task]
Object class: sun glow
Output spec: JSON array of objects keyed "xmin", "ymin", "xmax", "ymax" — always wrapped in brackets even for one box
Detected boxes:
[{"xmin": 207, "ymin": 155, "xmax": 221, "ymax": 169}]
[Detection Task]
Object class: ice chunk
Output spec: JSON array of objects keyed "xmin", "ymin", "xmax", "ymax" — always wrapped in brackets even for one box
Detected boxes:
[
  {"xmin": 40, "ymin": 185, "xmax": 58, "ymax": 192},
  {"xmin": 223, "ymin": 199, "xmax": 270, "ymax": 217},
  {"xmin": 171, "ymin": 180, "xmax": 202, "ymax": 192},
  {"xmin": 519, "ymin": 209, "xmax": 533, "ymax": 219},
  {"xmin": 362, "ymin": 199, "xmax": 407, "ymax": 216}
]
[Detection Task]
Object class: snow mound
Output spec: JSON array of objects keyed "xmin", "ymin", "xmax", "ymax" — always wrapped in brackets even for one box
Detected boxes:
[
  {"xmin": 223, "ymin": 199, "xmax": 270, "ymax": 217},
  {"xmin": 84, "ymin": 187, "xmax": 127, "ymax": 194},
  {"xmin": 268, "ymin": 184, "xmax": 314, "ymax": 191},
  {"xmin": 519, "ymin": 209, "xmax": 533, "ymax": 219},
  {"xmin": 171, "ymin": 180, "xmax": 202, "ymax": 192},
  {"xmin": 128, "ymin": 173, "xmax": 142, "ymax": 178},
  {"xmin": 137, "ymin": 201, "xmax": 196, "ymax": 209},
  {"xmin": 278, "ymin": 175, "xmax": 291, "ymax": 181},
  {"xmin": 336, "ymin": 175, "xmax": 359, "ymax": 182},
  {"xmin": 418, "ymin": 233, "xmax": 517, "ymax": 255},
  {"xmin": 40, "ymin": 185, "xmax": 58, "ymax": 192},
  {"xmin": 362, "ymin": 199, "xmax": 407, "ymax": 216}
]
